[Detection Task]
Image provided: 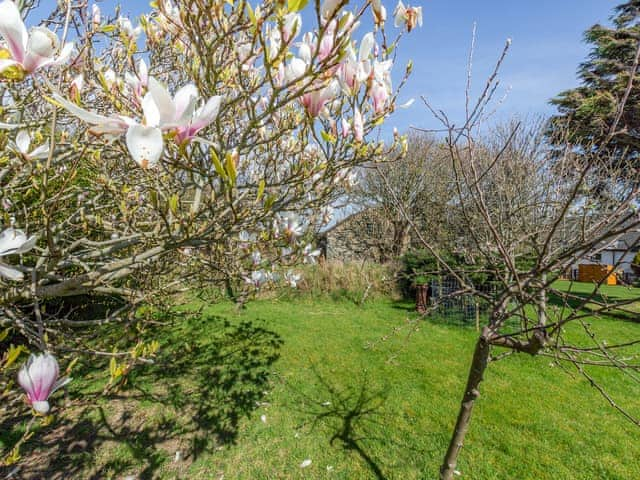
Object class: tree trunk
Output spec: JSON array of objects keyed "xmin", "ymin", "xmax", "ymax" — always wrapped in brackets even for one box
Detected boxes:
[
  {"xmin": 439, "ymin": 331, "xmax": 491, "ymax": 479},
  {"xmin": 415, "ymin": 284, "xmax": 430, "ymax": 314},
  {"xmin": 391, "ymin": 221, "xmax": 410, "ymax": 258}
]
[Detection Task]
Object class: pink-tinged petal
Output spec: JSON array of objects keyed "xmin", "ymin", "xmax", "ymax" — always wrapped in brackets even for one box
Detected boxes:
[
  {"xmin": 341, "ymin": 118, "xmax": 351, "ymax": 138},
  {"xmin": 126, "ymin": 125, "xmax": 163, "ymax": 169},
  {"xmin": 91, "ymin": 4, "xmax": 101, "ymax": 25},
  {"xmin": 173, "ymin": 83, "xmax": 198, "ymax": 123},
  {"xmin": 138, "ymin": 58, "xmax": 148, "ymax": 85},
  {"xmin": 17, "ymin": 358, "xmax": 34, "ymax": 394},
  {"xmin": 353, "ymin": 108, "xmax": 364, "ymax": 142},
  {"xmin": 17, "ymin": 353, "xmax": 60, "ymax": 410},
  {"xmin": 15, "ymin": 130, "xmax": 30, "ymax": 153},
  {"xmin": 29, "ymin": 353, "xmax": 58, "ymax": 400},
  {"xmin": 0, "ymin": 0, "xmax": 27, "ymax": 63},
  {"xmin": 22, "ymin": 27, "xmax": 58, "ymax": 72},
  {"xmin": 0, "ymin": 261, "xmax": 23, "ymax": 280},
  {"xmin": 0, "ymin": 58, "xmax": 18, "ymax": 72},
  {"xmin": 147, "ymin": 77, "xmax": 176, "ymax": 125}
]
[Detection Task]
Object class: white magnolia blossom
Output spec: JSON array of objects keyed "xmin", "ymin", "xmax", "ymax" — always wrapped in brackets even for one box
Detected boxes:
[
  {"xmin": 117, "ymin": 16, "xmax": 143, "ymax": 40},
  {"xmin": 282, "ymin": 13, "xmax": 302, "ymax": 43},
  {"xmin": 12, "ymin": 130, "xmax": 50, "ymax": 160},
  {"xmin": 0, "ymin": 0, "xmax": 73, "ymax": 74},
  {"xmin": 279, "ymin": 213, "xmax": 304, "ymax": 240},
  {"xmin": 244, "ymin": 269, "xmax": 268, "ymax": 289},
  {"xmin": 91, "ymin": 4, "xmax": 101, "ymax": 27},
  {"xmin": 302, "ymin": 243, "xmax": 321, "ymax": 264},
  {"xmin": 124, "ymin": 58, "xmax": 149, "ymax": 101},
  {"xmin": 285, "ymin": 270, "xmax": 301, "ymax": 288},
  {"xmin": 52, "ymin": 76, "xmax": 221, "ymax": 168},
  {"xmin": 0, "ymin": 227, "xmax": 36, "ymax": 281},
  {"xmin": 18, "ymin": 352, "xmax": 70, "ymax": 414},
  {"xmin": 393, "ymin": 1, "xmax": 423, "ymax": 32}
]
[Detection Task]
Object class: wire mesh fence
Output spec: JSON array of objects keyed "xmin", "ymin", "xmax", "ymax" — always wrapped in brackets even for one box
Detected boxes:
[{"xmin": 428, "ymin": 277, "xmax": 497, "ymax": 327}]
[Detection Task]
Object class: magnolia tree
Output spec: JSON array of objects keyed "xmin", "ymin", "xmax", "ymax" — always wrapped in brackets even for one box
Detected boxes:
[{"xmin": 0, "ymin": 0, "xmax": 421, "ymax": 465}]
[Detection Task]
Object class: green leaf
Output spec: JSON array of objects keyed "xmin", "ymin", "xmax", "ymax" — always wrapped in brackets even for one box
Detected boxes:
[
  {"xmin": 287, "ymin": 0, "xmax": 309, "ymax": 12},
  {"xmin": 264, "ymin": 194, "xmax": 275, "ymax": 211},
  {"xmin": 257, "ymin": 179, "xmax": 266, "ymax": 202},
  {"xmin": 225, "ymin": 152, "xmax": 237, "ymax": 186},
  {"xmin": 3, "ymin": 345, "xmax": 25, "ymax": 370},
  {"xmin": 211, "ymin": 149, "xmax": 227, "ymax": 179},
  {"xmin": 168, "ymin": 194, "xmax": 179, "ymax": 215}
]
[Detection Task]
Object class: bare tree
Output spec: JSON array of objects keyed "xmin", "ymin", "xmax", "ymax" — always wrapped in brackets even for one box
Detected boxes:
[
  {"xmin": 378, "ymin": 39, "xmax": 640, "ymax": 479},
  {"xmin": 354, "ymin": 131, "xmax": 455, "ymax": 261}
]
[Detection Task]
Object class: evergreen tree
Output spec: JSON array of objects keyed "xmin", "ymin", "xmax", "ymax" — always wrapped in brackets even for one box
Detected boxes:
[{"xmin": 550, "ymin": 1, "xmax": 640, "ymax": 162}]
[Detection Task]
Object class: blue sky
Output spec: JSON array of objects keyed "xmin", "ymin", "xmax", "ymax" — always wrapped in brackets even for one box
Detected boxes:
[
  {"xmin": 38, "ymin": 0, "xmax": 620, "ymax": 133},
  {"xmin": 389, "ymin": 0, "xmax": 620, "ymax": 134}
]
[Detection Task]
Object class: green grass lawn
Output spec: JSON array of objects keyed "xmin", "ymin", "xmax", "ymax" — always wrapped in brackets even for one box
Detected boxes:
[{"xmin": 8, "ymin": 292, "xmax": 640, "ymax": 479}]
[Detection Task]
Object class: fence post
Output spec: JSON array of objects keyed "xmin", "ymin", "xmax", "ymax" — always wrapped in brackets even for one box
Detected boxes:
[{"xmin": 474, "ymin": 298, "xmax": 480, "ymax": 332}]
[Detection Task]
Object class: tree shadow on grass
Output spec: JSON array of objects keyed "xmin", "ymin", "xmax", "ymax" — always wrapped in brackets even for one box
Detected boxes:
[
  {"xmin": 3, "ymin": 314, "xmax": 282, "ymax": 480},
  {"xmin": 289, "ymin": 367, "xmax": 428, "ymax": 480}
]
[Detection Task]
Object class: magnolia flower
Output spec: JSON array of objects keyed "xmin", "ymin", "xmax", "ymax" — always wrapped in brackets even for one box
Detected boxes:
[
  {"xmin": 124, "ymin": 58, "xmax": 149, "ymax": 101},
  {"xmin": 252, "ymin": 250, "xmax": 262, "ymax": 266},
  {"xmin": 69, "ymin": 74, "xmax": 84, "ymax": 102},
  {"xmin": 117, "ymin": 16, "xmax": 142, "ymax": 40},
  {"xmin": 0, "ymin": 227, "xmax": 36, "ymax": 280},
  {"xmin": 245, "ymin": 270, "xmax": 268, "ymax": 289},
  {"xmin": 91, "ymin": 4, "xmax": 101, "ymax": 27},
  {"xmin": 284, "ymin": 57, "xmax": 307, "ymax": 83},
  {"xmin": 341, "ymin": 117, "xmax": 351, "ymax": 138},
  {"xmin": 282, "ymin": 13, "xmax": 301, "ymax": 43},
  {"xmin": 12, "ymin": 130, "xmax": 50, "ymax": 160},
  {"xmin": 302, "ymin": 244, "xmax": 321, "ymax": 264},
  {"xmin": 337, "ymin": 37, "xmax": 373, "ymax": 94},
  {"xmin": 239, "ymin": 230, "xmax": 255, "ymax": 249},
  {"xmin": 353, "ymin": 107, "xmax": 364, "ymax": 142},
  {"xmin": 18, "ymin": 352, "xmax": 70, "ymax": 414},
  {"xmin": 0, "ymin": 0, "xmax": 73, "ymax": 74},
  {"xmin": 101, "ymin": 68, "xmax": 119, "ymax": 90},
  {"xmin": 285, "ymin": 270, "xmax": 301, "ymax": 288},
  {"xmin": 301, "ymin": 80, "xmax": 339, "ymax": 117},
  {"xmin": 144, "ymin": 77, "xmax": 222, "ymax": 144},
  {"xmin": 52, "ymin": 76, "xmax": 221, "ymax": 168},
  {"xmin": 369, "ymin": 81, "xmax": 389, "ymax": 114},
  {"xmin": 393, "ymin": 1, "xmax": 423, "ymax": 32},
  {"xmin": 321, "ymin": 205, "xmax": 334, "ymax": 224},
  {"xmin": 280, "ymin": 213, "xmax": 304, "ymax": 240}
]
